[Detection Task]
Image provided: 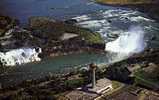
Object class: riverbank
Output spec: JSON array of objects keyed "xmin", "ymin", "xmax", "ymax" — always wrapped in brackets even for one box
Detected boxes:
[
  {"xmin": 95, "ymin": 0, "xmax": 156, "ymax": 5},
  {"xmin": 95, "ymin": 0, "xmax": 159, "ymax": 21},
  {"xmin": 0, "ymin": 48, "xmax": 159, "ymax": 99},
  {"xmin": 0, "ymin": 15, "xmax": 105, "ymax": 65},
  {"xmin": 0, "ymin": 15, "xmax": 107, "ymax": 89}
]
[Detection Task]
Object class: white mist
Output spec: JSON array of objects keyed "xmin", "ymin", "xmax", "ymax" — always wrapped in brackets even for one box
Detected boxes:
[{"xmin": 105, "ymin": 26, "xmax": 146, "ymax": 55}]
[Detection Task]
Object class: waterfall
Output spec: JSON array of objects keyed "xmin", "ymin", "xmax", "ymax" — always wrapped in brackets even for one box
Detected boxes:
[
  {"xmin": 0, "ymin": 47, "xmax": 42, "ymax": 66},
  {"xmin": 105, "ymin": 26, "xmax": 146, "ymax": 55}
]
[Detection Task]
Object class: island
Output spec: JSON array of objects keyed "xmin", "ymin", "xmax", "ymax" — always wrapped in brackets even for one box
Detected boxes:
[
  {"xmin": 0, "ymin": 1, "xmax": 159, "ymax": 100},
  {"xmin": 0, "ymin": 16, "xmax": 105, "ymax": 66}
]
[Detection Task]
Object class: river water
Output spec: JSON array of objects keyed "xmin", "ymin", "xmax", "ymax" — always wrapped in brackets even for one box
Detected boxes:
[
  {"xmin": 0, "ymin": 0, "xmax": 113, "ymax": 24},
  {"xmin": 0, "ymin": 0, "xmax": 159, "ymax": 86}
]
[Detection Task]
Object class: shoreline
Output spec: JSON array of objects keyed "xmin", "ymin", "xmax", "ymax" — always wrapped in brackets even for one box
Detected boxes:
[
  {"xmin": 95, "ymin": 0, "xmax": 156, "ymax": 5},
  {"xmin": 95, "ymin": 1, "xmax": 159, "ymax": 21},
  {"xmin": 0, "ymin": 15, "xmax": 105, "ymax": 67},
  {"xmin": 0, "ymin": 48, "xmax": 159, "ymax": 99},
  {"xmin": 0, "ymin": 2, "xmax": 159, "ymax": 99}
]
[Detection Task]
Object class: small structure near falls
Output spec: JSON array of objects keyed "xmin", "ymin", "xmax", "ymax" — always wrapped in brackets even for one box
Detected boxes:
[{"xmin": 89, "ymin": 63, "xmax": 97, "ymax": 88}]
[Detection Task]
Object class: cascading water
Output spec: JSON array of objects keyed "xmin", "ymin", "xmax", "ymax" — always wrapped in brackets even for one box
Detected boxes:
[
  {"xmin": 105, "ymin": 26, "xmax": 146, "ymax": 54},
  {"xmin": 1, "ymin": 0, "xmax": 159, "ymax": 86},
  {"xmin": 73, "ymin": 9, "xmax": 159, "ymax": 62},
  {"xmin": 0, "ymin": 47, "xmax": 42, "ymax": 66}
]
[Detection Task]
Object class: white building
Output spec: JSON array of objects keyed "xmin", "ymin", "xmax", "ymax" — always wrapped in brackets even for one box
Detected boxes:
[{"xmin": 0, "ymin": 47, "xmax": 42, "ymax": 66}]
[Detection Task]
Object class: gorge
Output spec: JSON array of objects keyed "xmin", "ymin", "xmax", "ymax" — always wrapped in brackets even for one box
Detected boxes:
[{"xmin": 0, "ymin": 0, "xmax": 159, "ymax": 92}]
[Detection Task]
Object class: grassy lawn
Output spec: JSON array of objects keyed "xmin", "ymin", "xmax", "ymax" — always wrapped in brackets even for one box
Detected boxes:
[
  {"xmin": 97, "ymin": 81, "xmax": 124, "ymax": 100},
  {"xmin": 52, "ymin": 22, "xmax": 104, "ymax": 44},
  {"xmin": 112, "ymin": 81, "xmax": 122, "ymax": 89},
  {"xmin": 67, "ymin": 26, "xmax": 104, "ymax": 44},
  {"xmin": 64, "ymin": 78, "xmax": 85, "ymax": 89},
  {"xmin": 72, "ymin": 27, "xmax": 104, "ymax": 44},
  {"xmin": 138, "ymin": 91, "xmax": 147, "ymax": 100},
  {"xmin": 134, "ymin": 70, "xmax": 159, "ymax": 89},
  {"xmin": 30, "ymin": 17, "xmax": 104, "ymax": 44}
]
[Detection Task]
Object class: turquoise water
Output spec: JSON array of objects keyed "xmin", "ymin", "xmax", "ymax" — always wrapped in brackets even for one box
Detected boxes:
[
  {"xmin": 0, "ymin": 0, "xmax": 116, "ymax": 24},
  {"xmin": 0, "ymin": 0, "xmax": 159, "ymax": 86},
  {"xmin": 0, "ymin": 52, "xmax": 110, "ymax": 86},
  {"xmin": 0, "ymin": 0, "xmax": 118, "ymax": 86}
]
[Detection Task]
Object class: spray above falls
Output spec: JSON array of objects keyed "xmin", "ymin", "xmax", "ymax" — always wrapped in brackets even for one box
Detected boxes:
[
  {"xmin": 105, "ymin": 26, "xmax": 146, "ymax": 54},
  {"xmin": 73, "ymin": 9, "xmax": 159, "ymax": 63}
]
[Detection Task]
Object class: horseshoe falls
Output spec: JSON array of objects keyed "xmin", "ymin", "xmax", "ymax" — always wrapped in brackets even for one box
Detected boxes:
[{"xmin": 73, "ymin": 9, "xmax": 159, "ymax": 60}]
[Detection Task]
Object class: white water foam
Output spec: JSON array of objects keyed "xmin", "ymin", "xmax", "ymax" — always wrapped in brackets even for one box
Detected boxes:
[
  {"xmin": 77, "ymin": 20, "xmax": 108, "ymax": 29},
  {"xmin": 105, "ymin": 26, "xmax": 146, "ymax": 54},
  {"xmin": 72, "ymin": 15, "xmax": 90, "ymax": 22},
  {"xmin": 0, "ymin": 47, "xmax": 42, "ymax": 66},
  {"xmin": 73, "ymin": 8, "xmax": 159, "ymax": 62}
]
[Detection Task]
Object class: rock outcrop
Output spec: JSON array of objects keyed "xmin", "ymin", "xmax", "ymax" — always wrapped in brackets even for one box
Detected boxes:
[{"xmin": 0, "ymin": 16, "xmax": 18, "ymax": 36}]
